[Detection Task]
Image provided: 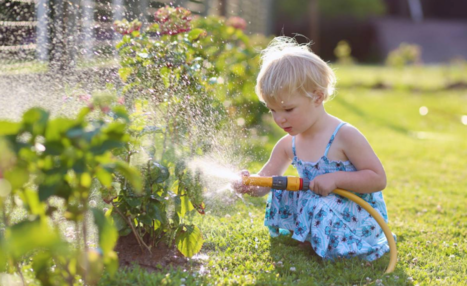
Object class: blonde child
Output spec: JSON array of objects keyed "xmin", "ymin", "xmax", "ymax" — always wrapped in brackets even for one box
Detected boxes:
[{"xmin": 234, "ymin": 37, "xmax": 392, "ymax": 261}]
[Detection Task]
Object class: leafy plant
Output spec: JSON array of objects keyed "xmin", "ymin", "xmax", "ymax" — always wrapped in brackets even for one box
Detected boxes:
[
  {"xmin": 110, "ymin": 6, "xmax": 225, "ymax": 258},
  {"xmin": 106, "ymin": 101, "xmax": 206, "ymax": 257},
  {"xmin": 334, "ymin": 40, "xmax": 355, "ymax": 65},
  {"xmin": 386, "ymin": 43, "xmax": 422, "ymax": 68},
  {"xmin": 191, "ymin": 15, "xmax": 270, "ymax": 127},
  {"xmin": 0, "ymin": 105, "xmax": 141, "ymax": 285}
]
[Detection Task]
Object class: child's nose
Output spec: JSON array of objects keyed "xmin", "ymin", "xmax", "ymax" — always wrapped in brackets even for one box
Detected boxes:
[{"xmin": 273, "ymin": 113, "xmax": 286, "ymax": 124}]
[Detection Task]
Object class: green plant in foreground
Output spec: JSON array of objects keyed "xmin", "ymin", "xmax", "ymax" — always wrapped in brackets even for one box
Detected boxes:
[
  {"xmin": 0, "ymin": 106, "xmax": 141, "ymax": 285},
  {"xmin": 106, "ymin": 100, "xmax": 205, "ymax": 257},
  {"xmin": 110, "ymin": 6, "xmax": 236, "ymax": 260}
]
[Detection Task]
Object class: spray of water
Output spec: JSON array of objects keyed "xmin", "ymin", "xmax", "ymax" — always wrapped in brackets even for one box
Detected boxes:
[{"xmin": 188, "ymin": 156, "xmax": 241, "ymax": 201}]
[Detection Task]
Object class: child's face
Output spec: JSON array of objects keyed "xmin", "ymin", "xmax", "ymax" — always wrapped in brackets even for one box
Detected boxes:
[{"xmin": 265, "ymin": 92, "xmax": 320, "ymax": 136}]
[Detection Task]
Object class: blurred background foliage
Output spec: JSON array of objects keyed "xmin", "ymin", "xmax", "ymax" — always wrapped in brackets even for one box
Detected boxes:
[{"xmin": 278, "ymin": 0, "xmax": 386, "ymax": 19}]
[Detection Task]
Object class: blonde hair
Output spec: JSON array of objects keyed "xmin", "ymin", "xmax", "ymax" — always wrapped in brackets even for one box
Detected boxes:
[{"xmin": 255, "ymin": 37, "xmax": 336, "ymax": 103}]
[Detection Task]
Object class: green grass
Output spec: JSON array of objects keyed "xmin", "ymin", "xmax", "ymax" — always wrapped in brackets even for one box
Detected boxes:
[
  {"xmin": 98, "ymin": 72, "xmax": 467, "ymax": 285},
  {"xmin": 332, "ymin": 64, "xmax": 467, "ymax": 91}
]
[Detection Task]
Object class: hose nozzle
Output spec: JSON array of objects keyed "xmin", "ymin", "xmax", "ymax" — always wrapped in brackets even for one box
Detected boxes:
[{"xmin": 242, "ymin": 176, "xmax": 310, "ymax": 191}]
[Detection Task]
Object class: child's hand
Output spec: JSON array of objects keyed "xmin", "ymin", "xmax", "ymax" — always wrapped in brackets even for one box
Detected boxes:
[
  {"xmin": 309, "ymin": 173, "xmax": 336, "ymax": 197},
  {"xmin": 232, "ymin": 170, "xmax": 253, "ymax": 195}
]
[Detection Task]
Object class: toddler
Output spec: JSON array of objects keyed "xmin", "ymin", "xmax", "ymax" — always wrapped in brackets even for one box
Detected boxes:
[{"xmin": 234, "ymin": 37, "xmax": 392, "ymax": 261}]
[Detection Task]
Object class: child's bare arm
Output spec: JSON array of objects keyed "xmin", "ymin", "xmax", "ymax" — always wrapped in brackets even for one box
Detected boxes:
[
  {"xmin": 310, "ymin": 125, "xmax": 386, "ymax": 196},
  {"xmin": 236, "ymin": 136, "xmax": 292, "ymax": 197}
]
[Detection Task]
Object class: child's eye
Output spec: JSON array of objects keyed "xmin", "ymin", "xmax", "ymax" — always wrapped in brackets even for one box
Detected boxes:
[
  {"xmin": 269, "ymin": 109, "xmax": 275, "ymax": 113},
  {"xmin": 285, "ymin": 108, "xmax": 294, "ymax": 112}
]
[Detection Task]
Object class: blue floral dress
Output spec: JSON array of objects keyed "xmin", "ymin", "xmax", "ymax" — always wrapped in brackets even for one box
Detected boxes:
[{"xmin": 264, "ymin": 122, "xmax": 393, "ymax": 261}]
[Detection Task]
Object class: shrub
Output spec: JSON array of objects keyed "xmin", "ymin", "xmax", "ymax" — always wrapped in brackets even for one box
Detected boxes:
[
  {"xmin": 386, "ymin": 43, "xmax": 422, "ymax": 68},
  {"xmin": 0, "ymin": 105, "xmax": 141, "ymax": 285},
  {"xmin": 111, "ymin": 6, "xmax": 237, "ymax": 259}
]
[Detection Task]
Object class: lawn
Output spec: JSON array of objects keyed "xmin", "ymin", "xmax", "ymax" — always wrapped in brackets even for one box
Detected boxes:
[{"xmin": 98, "ymin": 66, "xmax": 467, "ymax": 285}]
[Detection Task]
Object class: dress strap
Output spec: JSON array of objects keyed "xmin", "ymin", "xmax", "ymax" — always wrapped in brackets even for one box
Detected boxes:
[
  {"xmin": 292, "ymin": 136, "xmax": 297, "ymax": 157},
  {"xmin": 324, "ymin": 122, "xmax": 347, "ymax": 157}
]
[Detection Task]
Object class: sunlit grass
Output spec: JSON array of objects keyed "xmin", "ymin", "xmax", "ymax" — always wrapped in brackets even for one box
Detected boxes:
[{"xmin": 333, "ymin": 64, "xmax": 467, "ymax": 91}]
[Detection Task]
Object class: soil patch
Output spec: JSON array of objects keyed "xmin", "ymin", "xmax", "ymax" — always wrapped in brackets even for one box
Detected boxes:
[{"xmin": 115, "ymin": 234, "xmax": 188, "ymax": 271}]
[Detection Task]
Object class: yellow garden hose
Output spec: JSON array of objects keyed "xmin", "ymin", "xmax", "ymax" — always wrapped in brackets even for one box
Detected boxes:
[
  {"xmin": 243, "ymin": 176, "xmax": 397, "ymax": 273},
  {"xmin": 333, "ymin": 188, "xmax": 397, "ymax": 273}
]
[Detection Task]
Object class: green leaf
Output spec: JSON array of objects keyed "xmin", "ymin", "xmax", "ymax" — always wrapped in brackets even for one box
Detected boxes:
[
  {"xmin": 66, "ymin": 125, "xmax": 85, "ymax": 139},
  {"xmin": 160, "ymin": 67, "xmax": 170, "ymax": 88},
  {"xmin": 81, "ymin": 173, "xmax": 92, "ymax": 188},
  {"xmin": 111, "ymin": 106, "xmax": 130, "ymax": 122},
  {"xmin": 7, "ymin": 219, "xmax": 64, "ymax": 260},
  {"xmin": 90, "ymin": 139, "xmax": 125, "ymax": 155},
  {"xmin": 110, "ymin": 210, "xmax": 130, "ymax": 233},
  {"xmin": 230, "ymin": 63, "xmax": 246, "ymax": 77},
  {"xmin": 101, "ymin": 121, "xmax": 127, "ymax": 139},
  {"xmin": 43, "ymin": 141, "xmax": 65, "ymax": 155},
  {"xmin": 45, "ymin": 118, "xmax": 75, "ymax": 141},
  {"xmin": 22, "ymin": 107, "xmax": 49, "ymax": 136},
  {"xmin": 175, "ymin": 225, "xmax": 203, "ymax": 257},
  {"xmin": 20, "ymin": 188, "xmax": 45, "ymax": 215},
  {"xmin": 176, "ymin": 195, "xmax": 194, "ymax": 218},
  {"xmin": 31, "ymin": 252, "xmax": 55, "ymax": 286},
  {"xmin": 0, "ymin": 237, "xmax": 7, "ymax": 271},
  {"xmin": 77, "ymin": 107, "xmax": 91, "ymax": 121},
  {"xmin": 124, "ymin": 196, "xmax": 142, "ymax": 208},
  {"xmin": 116, "ymin": 40, "xmax": 125, "ymax": 50},
  {"xmin": 4, "ymin": 166, "xmax": 29, "ymax": 190},
  {"xmin": 115, "ymin": 161, "xmax": 142, "ymax": 192},
  {"xmin": 103, "ymin": 251, "xmax": 119, "ymax": 277},
  {"xmin": 146, "ymin": 201, "xmax": 164, "ymax": 223},
  {"xmin": 91, "ymin": 208, "xmax": 118, "ymax": 255},
  {"xmin": 96, "ymin": 168, "xmax": 113, "ymax": 188},
  {"xmin": 187, "ymin": 28, "xmax": 206, "ymax": 41},
  {"xmin": 0, "ymin": 121, "xmax": 21, "ymax": 135},
  {"xmin": 148, "ymin": 161, "xmax": 170, "ymax": 184},
  {"xmin": 147, "ymin": 23, "xmax": 160, "ymax": 33},
  {"xmin": 38, "ymin": 183, "xmax": 58, "ymax": 201},
  {"xmin": 122, "ymin": 35, "xmax": 131, "ymax": 44},
  {"xmin": 119, "ymin": 67, "xmax": 133, "ymax": 83}
]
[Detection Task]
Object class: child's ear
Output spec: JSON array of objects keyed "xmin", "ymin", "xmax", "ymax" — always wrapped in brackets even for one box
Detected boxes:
[{"xmin": 313, "ymin": 91, "xmax": 325, "ymax": 105}]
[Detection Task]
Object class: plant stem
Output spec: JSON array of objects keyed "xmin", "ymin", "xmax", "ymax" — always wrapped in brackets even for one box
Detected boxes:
[
  {"xmin": 1, "ymin": 202, "xmax": 8, "ymax": 228},
  {"xmin": 15, "ymin": 262, "xmax": 26, "ymax": 286},
  {"xmin": 65, "ymin": 260, "xmax": 74, "ymax": 286},
  {"xmin": 81, "ymin": 198, "xmax": 88, "ymax": 283},
  {"xmin": 112, "ymin": 202, "xmax": 152, "ymax": 254},
  {"xmin": 75, "ymin": 221, "xmax": 81, "ymax": 249}
]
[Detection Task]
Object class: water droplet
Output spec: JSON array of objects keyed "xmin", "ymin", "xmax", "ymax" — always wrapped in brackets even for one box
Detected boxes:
[
  {"xmin": 419, "ymin": 106, "xmax": 428, "ymax": 116},
  {"xmin": 461, "ymin": 115, "xmax": 467, "ymax": 125}
]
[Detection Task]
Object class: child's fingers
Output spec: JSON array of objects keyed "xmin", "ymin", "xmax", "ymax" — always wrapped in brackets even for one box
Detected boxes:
[
  {"xmin": 309, "ymin": 180, "xmax": 323, "ymax": 196},
  {"xmin": 240, "ymin": 170, "xmax": 250, "ymax": 177},
  {"xmin": 308, "ymin": 180, "xmax": 315, "ymax": 192},
  {"xmin": 232, "ymin": 170, "xmax": 253, "ymax": 194}
]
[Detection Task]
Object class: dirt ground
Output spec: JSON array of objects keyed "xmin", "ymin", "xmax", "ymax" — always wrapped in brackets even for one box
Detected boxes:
[{"xmin": 115, "ymin": 234, "xmax": 189, "ymax": 271}]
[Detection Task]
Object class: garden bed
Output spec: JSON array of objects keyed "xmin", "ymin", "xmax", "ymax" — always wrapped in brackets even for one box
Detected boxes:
[{"xmin": 115, "ymin": 234, "xmax": 188, "ymax": 271}]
